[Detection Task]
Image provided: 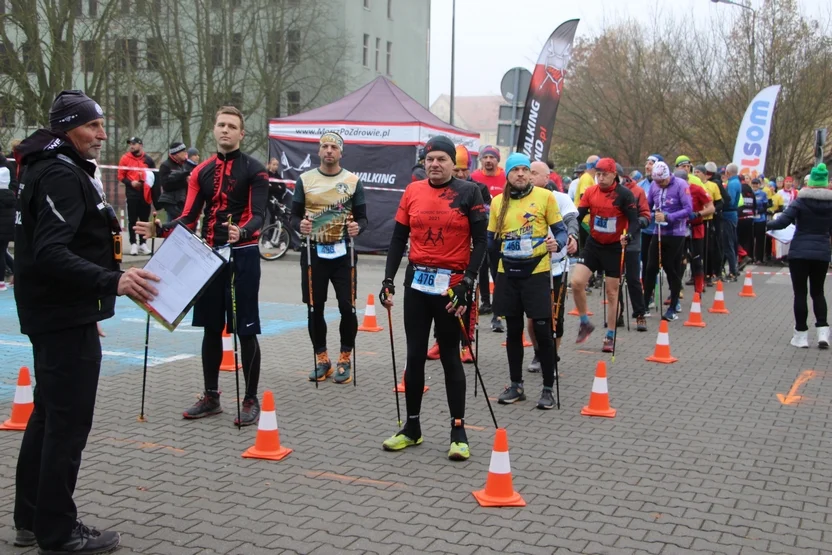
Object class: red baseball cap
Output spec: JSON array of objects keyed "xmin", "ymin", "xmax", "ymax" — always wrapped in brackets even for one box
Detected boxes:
[{"xmin": 595, "ymin": 158, "xmax": 617, "ymax": 174}]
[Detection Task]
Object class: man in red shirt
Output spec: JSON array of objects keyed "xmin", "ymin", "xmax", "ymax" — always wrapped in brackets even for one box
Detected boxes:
[{"xmin": 117, "ymin": 137, "xmax": 155, "ymax": 255}]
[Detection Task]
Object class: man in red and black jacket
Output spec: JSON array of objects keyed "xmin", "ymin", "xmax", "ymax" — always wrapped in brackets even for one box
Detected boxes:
[
  {"xmin": 117, "ymin": 137, "xmax": 155, "ymax": 255},
  {"xmin": 136, "ymin": 106, "xmax": 269, "ymax": 427}
]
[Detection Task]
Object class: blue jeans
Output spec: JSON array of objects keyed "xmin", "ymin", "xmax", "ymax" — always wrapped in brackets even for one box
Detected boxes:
[{"xmin": 722, "ymin": 218, "xmax": 738, "ymax": 275}]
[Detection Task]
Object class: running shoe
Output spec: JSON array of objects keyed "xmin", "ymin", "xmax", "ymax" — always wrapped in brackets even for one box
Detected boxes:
[
  {"xmin": 576, "ymin": 321, "xmax": 595, "ymax": 344},
  {"xmin": 382, "ymin": 433, "xmax": 423, "ymax": 451},
  {"xmin": 234, "ymin": 396, "xmax": 260, "ymax": 427},
  {"xmin": 14, "ymin": 529, "xmax": 35, "ymax": 547},
  {"xmin": 636, "ymin": 316, "xmax": 647, "ymax": 332},
  {"xmin": 537, "ymin": 387, "xmax": 556, "ymax": 410},
  {"xmin": 602, "ymin": 336, "xmax": 614, "ymax": 353},
  {"xmin": 479, "ymin": 302, "xmax": 493, "ymax": 315},
  {"xmin": 662, "ymin": 308, "xmax": 678, "ymax": 321},
  {"xmin": 427, "ymin": 341, "xmax": 441, "ymax": 360},
  {"xmin": 309, "ymin": 352, "xmax": 333, "ymax": 381},
  {"xmin": 38, "ymin": 521, "xmax": 120, "ymax": 555},
  {"xmin": 491, "ymin": 317, "xmax": 505, "ymax": 333},
  {"xmin": 333, "ymin": 352, "xmax": 352, "ymax": 384},
  {"xmin": 528, "ymin": 355, "xmax": 541, "ymax": 373},
  {"xmin": 460, "ymin": 347, "xmax": 474, "ymax": 364},
  {"xmin": 183, "ymin": 392, "xmax": 222, "ymax": 419},
  {"xmin": 497, "ymin": 382, "xmax": 526, "ymax": 404},
  {"xmin": 448, "ymin": 442, "xmax": 470, "ymax": 461}
]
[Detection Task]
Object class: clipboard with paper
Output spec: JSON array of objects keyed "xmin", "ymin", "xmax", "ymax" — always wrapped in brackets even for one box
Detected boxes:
[
  {"xmin": 134, "ymin": 223, "xmax": 228, "ymax": 331},
  {"xmin": 766, "ymin": 224, "xmax": 795, "ymax": 245}
]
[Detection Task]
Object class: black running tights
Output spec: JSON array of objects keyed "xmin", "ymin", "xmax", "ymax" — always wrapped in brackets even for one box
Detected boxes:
[
  {"xmin": 789, "ymin": 258, "xmax": 829, "ymax": 332},
  {"xmin": 202, "ymin": 329, "xmax": 261, "ymax": 399},
  {"xmin": 507, "ymin": 315, "xmax": 555, "ymax": 388}
]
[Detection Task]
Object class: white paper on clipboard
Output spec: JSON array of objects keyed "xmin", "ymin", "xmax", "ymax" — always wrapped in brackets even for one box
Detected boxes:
[
  {"xmin": 766, "ymin": 224, "xmax": 795, "ymax": 245},
  {"xmin": 140, "ymin": 225, "xmax": 225, "ymax": 326}
]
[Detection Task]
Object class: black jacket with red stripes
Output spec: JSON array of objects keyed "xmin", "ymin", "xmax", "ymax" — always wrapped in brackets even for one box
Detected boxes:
[{"xmin": 160, "ymin": 149, "xmax": 269, "ymax": 247}]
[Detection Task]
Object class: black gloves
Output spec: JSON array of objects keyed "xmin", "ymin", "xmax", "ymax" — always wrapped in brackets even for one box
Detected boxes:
[
  {"xmin": 379, "ymin": 278, "xmax": 395, "ymax": 305},
  {"xmin": 447, "ymin": 276, "xmax": 474, "ymax": 310}
]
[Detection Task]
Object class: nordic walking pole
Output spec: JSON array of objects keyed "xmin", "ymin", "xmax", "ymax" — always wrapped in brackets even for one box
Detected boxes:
[
  {"xmin": 138, "ymin": 213, "xmax": 157, "ymax": 423},
  {"xmin": 473, "ymin": 282, "xmax": 479, "ymax": 398},
  {"xmin": 227, "ymin": 215, "xmax": 242, "ymax": 429},
  {"xmin": 348, "ymin": 215, "xmax": 357, "ymax": 387},
  {"xmin": 384, "ymin": 304, "xmax": 402, "ymax": 427},
  {"xmin": 549, "ymin": 268, "xmax": 561, "ymax": 410},
  {"xmin": 305, "ymin": 214, "xmax": 318, "ymax": 390},
  {"xmin": 657, "ymin": 222, "xmax": 664, "ymax": 309},
  {"xmin": 611, "ymin": 230, "xmax": 627, "ymax": 363},
  {"xmin": 602, "ymin": 272, "xmax": 607, "ymax": 327}
]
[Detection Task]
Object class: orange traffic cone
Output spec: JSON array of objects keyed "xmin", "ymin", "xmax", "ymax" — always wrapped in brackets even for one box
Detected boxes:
[
  {"xmin": 581, "ymin": 361, "xmax": 616, "ymax": 418},
  {"xmin": 242, "ymin": 391, "xmax": 292, "ymax": 461},
  {"xmin": 502, "ymin": 330, "xmax": 533, "ymax": 347},
  {"xmin": 708, "ymin": 281, "xmax": 730, "ymax": 314},
  {"xmin": 472, "ymin": 428, "xmax": 526, "ymax": 507},
  {"xmin": 219, "ymin": 327, "xmax": 241, "ymax": 372},
  {"xmin": 394, "ymin": 366, "xmax": 429, "ymax": 393},
  {"xmin": 489, "ymin": 278, "xmax": 495, "ymax": 295},
  {"xmin": 1, "ymin": 367, "xmax": 34, "ymax": 431},
  {"xmin": 646, "ymin": 320, "xmax": 678, "ymax": 364},
  {"xmin": 739, "ymin": 271, "xmax": 756, "ymax": 298},
  {"xmin": 683, "ymin": 293, "xmax": 707, "ymax": 328},
  {"xmin": 568, "ymin": 305, "xmax": 594, "ymax": 316},
  {"xmin": 358, "ymin": 294, "xmax": 383, "ymax": 332}
]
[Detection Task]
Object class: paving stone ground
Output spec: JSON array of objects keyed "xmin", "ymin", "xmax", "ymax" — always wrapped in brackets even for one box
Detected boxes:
[{"xmin": 1, "ymin": 257, "xmax": 831, "ymax": 555}]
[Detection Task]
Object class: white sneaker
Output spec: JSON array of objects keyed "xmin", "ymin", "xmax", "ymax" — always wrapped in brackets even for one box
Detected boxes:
[
  {"xmin": 139, "ymin": 243, "xmax": 151, "ymax": 255},
  {"xmin": 817, "ymin": 326, "xmax": 830, "ymax": 350},
  {"xmin": 790, "ymin": 329, "xmax": 809, "ymax": 348},
  {"xmin": 130, "ymin": 243, "xmax": 139, "ymax": 256}
]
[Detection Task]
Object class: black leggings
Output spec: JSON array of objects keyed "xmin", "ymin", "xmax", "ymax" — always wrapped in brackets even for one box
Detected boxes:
[
  {"xmin": 644, "ymin": 234, "xmax": 685, "ymax": 309},
  {"xmin": 507, "ymin": 315, "xmax": 556, "ymax": 388},
  {"xmin": 301, "ymin": 247, "xmax": 358, "ymax": 354},
  {"xmin": 126, "ymin": 195, "xmax": 150, "ymax": 245},
  {"xmin": 202, "ymin": 329, "xmax": 261, "ymax": 399},
  {"xmin": 403, "ymin": 286, "xmax": 466, "ymax": 423},
  {"xmin": 479, "ymin": 253, "xmax": 491, "ymax": 305},
  {"xmin": 789, "ymin": 258, "xmax": 829, "ymax": 331}
]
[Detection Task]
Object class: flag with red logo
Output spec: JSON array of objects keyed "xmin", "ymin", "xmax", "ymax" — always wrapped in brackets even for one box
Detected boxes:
[{"xmin": 515, "ymin": 19, "xmax": 580, "ymax": 163}]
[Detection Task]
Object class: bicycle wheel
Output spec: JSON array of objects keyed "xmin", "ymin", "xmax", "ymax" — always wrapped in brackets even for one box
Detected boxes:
[{"xmin": 259, "ymin": 223, "xmax": 290, "ymax": 260}]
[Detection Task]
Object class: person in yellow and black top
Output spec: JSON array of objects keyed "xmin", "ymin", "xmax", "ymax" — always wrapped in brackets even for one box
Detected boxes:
[
  {"xmin": 693, "ymin": 164, "xmax": 724, "ymax": 287},
  {"xmin": 291, "ymin": 132, "xmax": 368, "ymax": 385},
  {"xmin": 489, "ymin": 153, "xmax": 567, "ymax": 410},
  {"xmin": 572, "ymin": 157, "xmax": 640, "ymax": 352},
  {"xmin": 379, "ymin": 135, "xmax": 486, "ymax": 461}
]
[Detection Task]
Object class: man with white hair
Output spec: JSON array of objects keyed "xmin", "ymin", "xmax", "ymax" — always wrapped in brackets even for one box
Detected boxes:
[{"xmin": 721, "ymin": 163, "xmax": 742, "ymax": 281}]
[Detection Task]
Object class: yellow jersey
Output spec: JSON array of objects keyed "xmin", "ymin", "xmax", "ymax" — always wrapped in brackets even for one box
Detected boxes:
[{"xmin": 700, "ymin": 180, "xmax": 721, "ymax": 221}]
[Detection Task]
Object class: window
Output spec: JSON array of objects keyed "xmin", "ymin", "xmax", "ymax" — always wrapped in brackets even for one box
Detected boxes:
[
  {"xmin": 21, "ymin": 42, "xmax": 36, "ymax": 73},
  {"xmin": 0, "ymin": 1, "xmax": 5, "ymax": 15},
  {"xmin": 362, "ymin": 34, "xmax": 369, "ymax": 67},
  {"xmin": 386, "ymin": 41, "xmax": 392, "ymax": 75},
  {"xmin": 115, "ymin": 95, "xmax": 139, "ymax": 128},
  {"xmin": 363, "ymin": 0, "xmax": 369, "ymax": 8},
  {"xmin": 24, "ymin": 110, "xmax": 37, "ymax": 127},
  {"xmin": 211, "ymin": 0, "xmax": 221, "ymax": 8},
  {"xmin": 146, "ymin": 37, "xmax": 160, "ymax": 70},
  {"xmin": 136, "ymin": 0, "xmax": 146, "ymax": 13},
  {"xmin": 210, "ymin": 34, "xmax": 222, "ymax": 68},
  {"xmin": 288, "ymin": 0, "xmax": 299, "ymax": 7},
  {"xmin": 114, "ymin": 38, "xmax": 138, "ymax": 70},
  {"xmin": 152, "ymin": 0, "xmax": 160, "ymax": 12},
  {"xmin": 69, "ymin": 0, "xmax": 82, "ymax": 16},
  {"xmin": 147, "ymin": 95, "xmax": 162, "ymax": 127},
  {"xmin": 387, "ymin": 0, "xmax": 392, "ymax": 19},
  {"xmin": 121, "ymin": 0, "xmax": 129, "ymax": 13},
  {"xmin": 88, "ymin": 0, "xmax": 97, "ymax": 16},
  {"xmin": 287, "ymin": 30, "xmax": 300, "ymax": 63},
  {"xmin": 374, "ymin": 37, "xmax": 380, "ymax": 71},
  {"xmin": 0, "ymin": 106, "xmax": 13, "ymax": 128},
  {"xmin": 0, "ymin": 43, "xmax": 10, "ymax": 74},
  {"xmin": 231, "ymin": 33, "xmax": 242, "ymax": 66},
  {"xmin": 287, "ymin": 91, "xmax": 300, "ymax": 115},
  {"xmin": 81, "ymin": 40, "xmax": 95, "ymax": 72},
  {"xmin": 230, "ymin": 91, "xmax": 242, "ymax": 108},
  {"xmin": 267, "ymin": 30, "xmax": 282, "ymax": 64}
]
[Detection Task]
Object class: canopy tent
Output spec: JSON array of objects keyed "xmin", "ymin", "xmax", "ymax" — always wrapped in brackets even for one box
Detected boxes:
[{"xmin": 268, "ymin": 76, "xmax": 480, "ymax": 251}]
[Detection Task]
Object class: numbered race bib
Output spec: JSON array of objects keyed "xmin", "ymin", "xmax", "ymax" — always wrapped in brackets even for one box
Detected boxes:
[
  {"xmin": 411, "ymin": 266, "xmax": 451, "ymax": 295},
  {"xmin": 502, "ymin": 235, "xmax": 534, "ymax": 258},
  {"xmin": 593, "ymin": 215, "xmax": 617, "ymax": 234},
  {"xmin": 316, "ymin": 240, "xmax": 347, "ymax": 259}
]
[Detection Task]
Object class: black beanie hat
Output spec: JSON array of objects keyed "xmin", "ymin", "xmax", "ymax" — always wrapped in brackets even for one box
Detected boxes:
[
  {"xmin": 49, "ymin": 90, "xmax": 104, "ymax": 133},
  {"xmin": 424, "ymin": 135, "xmax": 456, "ymax": 163}
]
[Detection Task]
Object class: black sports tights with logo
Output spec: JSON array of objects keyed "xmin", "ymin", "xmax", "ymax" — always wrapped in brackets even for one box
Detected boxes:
[{"xmin": 202, "ymin": 329, "xmax": 261, "ymax": 400}]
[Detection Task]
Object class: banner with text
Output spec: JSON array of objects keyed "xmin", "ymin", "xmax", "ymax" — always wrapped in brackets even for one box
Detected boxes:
[
  {"xmin": 732, "ymin": 85, "xmax": 781, "ymax": 179},
  {"xmin": 515, "ymin": 19, "xmax": 580, "ymax": 162}
]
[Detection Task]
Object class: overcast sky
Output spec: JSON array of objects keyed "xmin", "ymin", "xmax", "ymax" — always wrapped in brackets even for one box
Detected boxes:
[{"xmin": 428, "ymin": 0, "xmax": 830, "ymax": 104}]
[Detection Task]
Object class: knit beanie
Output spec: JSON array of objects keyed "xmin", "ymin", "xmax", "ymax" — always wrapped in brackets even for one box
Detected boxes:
[
  {"xmin": 424, "ymin": 135, "xmax": 456, "ymax": 163},
  {"xmin": 454, "ymin": 145, "xmax": 469, "ymax": 170},
  {"xmin": 481, "ymin": 145, "xmax": 500, "ymax": 161},
  {"xmin": 49, "ymin": 90, "xmax": 104, "ymax": 132},
  {"xmin": 807, "ymin": 163, "xmax": 829, "ymax": 188},
  {"xmin": 505, "ymin": 153, "xmax": 531, "ymax": 176}
]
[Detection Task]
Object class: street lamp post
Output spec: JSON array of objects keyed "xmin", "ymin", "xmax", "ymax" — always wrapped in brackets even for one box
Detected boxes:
[
  {"xmin": 450, "ymin": 0, "xmax": 456, "ymax": 126},
  {"xmin": 710, "ymin": 0, "xmax": 757, "ymax": 98}
]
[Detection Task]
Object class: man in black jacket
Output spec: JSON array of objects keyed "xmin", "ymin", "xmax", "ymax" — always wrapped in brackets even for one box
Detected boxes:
[
  {"xmin": 156, "ymin": 141, "xmax": 191, "ymax": 221},
  {"xmin": 12, "ymin": 90, "xmax": 158, "ymax": 553}
]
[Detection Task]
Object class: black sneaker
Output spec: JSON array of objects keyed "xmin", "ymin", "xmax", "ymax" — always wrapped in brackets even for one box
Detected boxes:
[
  {"xmin": 491, "ymin": 317, "xmax": 505, "ymax": 333},
  {"xmin": 537, "ymin": 387, "xmax": 556, "ymax": 410},
  {"xmin": 497, "ymin": 383, "xmax": 526, "ymax": 404},
  {"xmin": 528, "ymin": 355, "xmax": 541, "ymax": 373},
  {"xmin": 685, "ymin": 277, "xmax": 695, "ymax": 286},
  {"xmin": 183, "ymin": 392, "xmax": 222, "ymax": 419},
  {"xmin": 14, "ymin": 528, "xmax": 36, "ymax": 547},
  {"xmin": 636, "ymin": 316, "xmax": 647, "ymax": 332},
  {"xmin": 479, "ymin": 302, "xmax": 493, "ymax": 315},
  {"xmin": 234, "ymin": 396, "xmax": 260, "ymax": 427},
  {"xmin": 576, "ymin": 321, "xmax": 595, "ymax": 344},
  {"xmin": 38, "ymin": 521, "xmax": 120, "ymax": 555}
]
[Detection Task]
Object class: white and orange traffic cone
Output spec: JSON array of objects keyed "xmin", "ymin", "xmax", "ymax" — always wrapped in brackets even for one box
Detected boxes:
[
  {"xmin": 683, "ymin": 293, "xmax": 707, "ymax": 328},
  {"xmin": 502, "ymin": 331, "xmax": 533, "ymax": 347},
  {"xmin": 581, "ymin": 361, "xmax": 617, "ymax": 418},
  {"xmin": 358, "ymin": 294, "xmax": 383, "ymax": 332},
  {"xmin": 645, "ymin": 320, "xmax": 678, "ymax": 364},
  {"xmin": 241, "ymin": 391, "xmax": 292, "ymax": 461},
  {"xmin": 472, "ymin": 428, "xmax": 526, "ymax": 507},
  {"xmin": 219, "ymin": 327, "xmax": 241, "ymax": 372},
  {"xmin": 738, "ymin": 271, "xmax": 756, "ymax": 298},
  {"xmin": 708, "ymin": 281, "xmax": 730, "ymax": 314},
  {"xmin": 394, "ymin": 365, "xmax": 428, "ymax": 393},
  {"xmin": 1, "ymin": 367, "xmax": 34, "ymax": 431}
]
